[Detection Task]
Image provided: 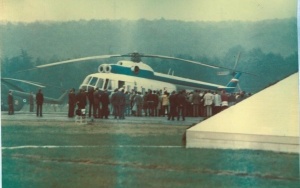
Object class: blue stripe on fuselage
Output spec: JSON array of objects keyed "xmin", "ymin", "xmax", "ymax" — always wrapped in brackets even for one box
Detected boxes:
[
  {"xmin": 110, "ymin": 65, "xmax": 222, "ymax": 90},
  {"xmin": 111, "ymin": 65, "xmax": 154, "ymax": 77}
]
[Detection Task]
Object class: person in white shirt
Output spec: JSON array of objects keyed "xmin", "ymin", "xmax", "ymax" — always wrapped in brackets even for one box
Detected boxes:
[
  {"xmin": 213, "ymin": 91, "xmax": 222, "ymax": 115},
  {"xmin": 203, "ymin": 90, "xmax": 214, "ymax": 117}
]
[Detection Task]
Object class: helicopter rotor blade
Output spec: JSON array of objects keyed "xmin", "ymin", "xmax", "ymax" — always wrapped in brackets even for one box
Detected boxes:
[
  {"xmin": 36, "ymin": 54, "xmax": 123, "ymax": 68},
  {"xmin": 34, "ymin": 52, "xmax": 256, "ymax": 76},
  {"xmin": 233, "ymin": 52, "xmax": 241, "ymax": 71},
  {"xmin": 140, "ymin": 54, "xmax": 256, "ymax": 76},
  {"xmin": 140, "ymin": 54, "xmax": 219, "ymax": 69},
  {"xmin": 1, "ymin": 78, "xmax": 46, "ymax": 88},
  {"xmin": 1, "ymin": 78, "xmax": 64, "ymax": 89},
  {"xmin": 13, "ymin": 67, "xmax": 40, "ymax": 74}
]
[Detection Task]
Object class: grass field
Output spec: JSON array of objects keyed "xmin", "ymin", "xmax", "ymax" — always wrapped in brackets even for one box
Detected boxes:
[{"xmin": 1, "ymin": 119, "xmax": 299, "ymax": 188}]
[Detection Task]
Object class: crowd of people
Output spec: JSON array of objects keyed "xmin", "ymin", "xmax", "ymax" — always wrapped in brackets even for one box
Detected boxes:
[
  {"xmin": 6, "ymin": 87, "xmax": 250, "ymax": 120},
  {"xmin": 68, "ymin": 87, "xmax": 251, "ymax": 120}
]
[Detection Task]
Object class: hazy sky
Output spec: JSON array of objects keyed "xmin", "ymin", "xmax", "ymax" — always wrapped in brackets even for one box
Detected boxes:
[{"xmin": 0, "ymin": 0, "xmax": 298, "ymax": 22}]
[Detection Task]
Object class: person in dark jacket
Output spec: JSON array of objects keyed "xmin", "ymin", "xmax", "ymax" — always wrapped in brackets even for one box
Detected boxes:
[
  {"xmin": 68, "ymin": 89, "xmax": 76, "ymax": 117},
  {"xmin": 111, "ymin": 89, "xmax": 119, "ymax": 119},
  {"xmin": 76, "ymin": 89, "xmax": 87, "ymax": 110},
  {"xmin": 87, "ymin": 87, "xmax": 94, "ymax": 117},
  {"xmin": 147, "ymin": 90, "xmax": 155, "ymax": 116},
  {"xmin": 101, "ymin": 89, "xmax": 110, "ymax": 119},
  {"xmin": 153, "ymin": 90, "xmax": 159, "ymax": 116},
  {"xmin": 93, "ymin": 88, "xmax": 101, "ymax": 118},
  {"xmin": 7, "ymin": 90, "xmax": 14, "ymax": 115},
  {"xmin": 177, "ymin": 90, "xmax": 187, "ymax": 121},
  {"xmin": 118, "ymin": 89, "xmax": 126, "ymax": 119},
  {"xmin": 36, "ymin": 89, "xmax": 44, "ymax": 117},
  {"xmin": 168, "ymin": 91, "xmax": 177, "ymax": 120}
]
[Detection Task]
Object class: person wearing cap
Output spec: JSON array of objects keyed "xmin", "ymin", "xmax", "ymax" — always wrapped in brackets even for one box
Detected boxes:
[{"xmin": 7, "ymin": 90, "xmax": 14, "ymax": 115}]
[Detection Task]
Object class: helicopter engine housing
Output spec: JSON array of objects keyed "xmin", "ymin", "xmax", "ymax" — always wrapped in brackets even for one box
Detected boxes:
[{"xmin": 98, "ymin": 64, "xmax": 112, "ymax": 73}]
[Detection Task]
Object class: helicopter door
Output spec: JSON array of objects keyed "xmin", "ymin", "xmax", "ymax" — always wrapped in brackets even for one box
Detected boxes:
[{"xmin": 118, "ymin": 80, "xmax": 125, "ymax": 89}]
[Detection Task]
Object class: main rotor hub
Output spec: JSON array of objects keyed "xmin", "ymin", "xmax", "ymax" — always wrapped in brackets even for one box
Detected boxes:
[{"xmin": 130, "ymin": 52, "xmax": 142, "ymax": 63}]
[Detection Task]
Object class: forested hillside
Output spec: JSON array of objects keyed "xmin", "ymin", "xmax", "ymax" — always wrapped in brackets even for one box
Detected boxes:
[{"xmin": 0, "ymin": 18, "xmax": 298, "ymax": 97}]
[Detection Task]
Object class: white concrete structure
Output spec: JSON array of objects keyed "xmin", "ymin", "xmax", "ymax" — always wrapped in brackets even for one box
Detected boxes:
[{"xmin": 186, "ymin": 73, "xmax": 299, "ymax": 153}]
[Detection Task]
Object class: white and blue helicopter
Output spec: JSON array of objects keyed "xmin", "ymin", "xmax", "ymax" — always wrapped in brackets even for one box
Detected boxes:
[{"xmin": 36, "ymin": 52, "xmax": 246, "ymax": 94}]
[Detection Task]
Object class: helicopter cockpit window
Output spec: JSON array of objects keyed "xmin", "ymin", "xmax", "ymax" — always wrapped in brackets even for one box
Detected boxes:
[
  {"xmin": 89, "ymin": 77, "xmax": 98, "ymax": 87},
  {"xmin": 83, "ymin": 76, "xmax": 92, "ymax": 84}
]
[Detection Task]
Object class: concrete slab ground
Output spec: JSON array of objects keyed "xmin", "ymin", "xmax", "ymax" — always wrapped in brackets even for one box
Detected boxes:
[{"xmin": 187, "ymin": 73, "xmax": 299, "ymax": 153}]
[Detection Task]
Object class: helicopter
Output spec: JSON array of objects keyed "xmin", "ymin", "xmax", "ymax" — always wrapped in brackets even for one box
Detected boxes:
[
  {"xmin": 36, "ymin": 52, "xmax": 248, "ymax": 95},
  {"xmin": 1, "ymin": 78, "xmax": 68, "ymax": 111}
]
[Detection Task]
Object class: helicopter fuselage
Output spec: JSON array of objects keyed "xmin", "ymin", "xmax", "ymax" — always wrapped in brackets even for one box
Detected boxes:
[{"xmin": 79, "ymin": 60, "xmax": 237, "ymax": 94}]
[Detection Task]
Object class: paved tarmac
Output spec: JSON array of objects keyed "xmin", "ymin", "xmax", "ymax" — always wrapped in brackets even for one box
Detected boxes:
[
  {"xmin": 2, "ymin": 111, "xmax": 299, "ymax": 188},
  {"xmin": 1, "ymin": 111, "xmax": 203, "ymax": 126}
]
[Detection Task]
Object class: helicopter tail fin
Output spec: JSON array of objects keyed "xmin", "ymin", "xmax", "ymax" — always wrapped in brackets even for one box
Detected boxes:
[{"xmin": 224, "ymin": 72, "xmax": 242, "ymax": 92}]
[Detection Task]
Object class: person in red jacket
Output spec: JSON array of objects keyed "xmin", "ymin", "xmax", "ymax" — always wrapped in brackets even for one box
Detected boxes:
[{"xmin": 36, "ymin": 89, "xmax": 44, "ymax": 117}]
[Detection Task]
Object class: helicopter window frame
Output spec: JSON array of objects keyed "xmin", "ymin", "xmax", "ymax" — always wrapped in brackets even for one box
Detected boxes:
[
  {"xmin": 83, "ymin": 76, "xmax": 92, "ymax": 85},
  {"xmin": 96, "ymin": 78, "xmax": 104, "ymax": 89},
  {"xmin": 89, "ymin": 77, "xmax": 98, "ymax": 87},
  {"xmin": 104, "ymin": 79, "xmax": 112, "ymax": 90},
  {"xmin": 88, "ymin": 77, "xmax": 104, "ymax": 89}
]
